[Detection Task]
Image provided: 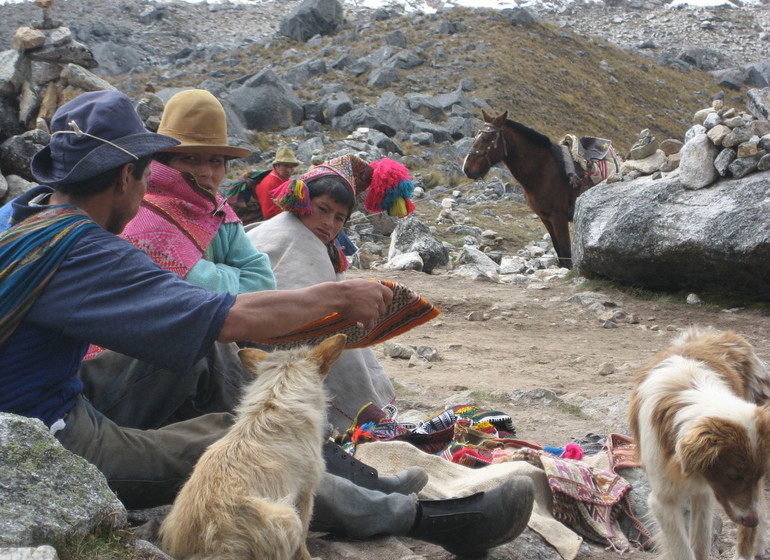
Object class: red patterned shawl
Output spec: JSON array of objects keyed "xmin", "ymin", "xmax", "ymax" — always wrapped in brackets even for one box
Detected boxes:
[{"xmin": 120, "ymin": 160, "xmax": 240, "ymax": 278}]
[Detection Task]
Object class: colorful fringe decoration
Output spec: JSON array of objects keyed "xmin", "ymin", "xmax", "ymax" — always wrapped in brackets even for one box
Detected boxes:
[
  {"xmin": 253, "ymin": 279, "xmax": 439, "ymax": 350},
  {"xmin": 364, "ymin": 158, "xmax": 415, "ymax": 218},
  {"xmin": 270, "ymin": 179, "xmax": 312, "ymax": 215},
  {"xmin": 350, "ymin": 422, "xmax": 376, "ymax": 444}
]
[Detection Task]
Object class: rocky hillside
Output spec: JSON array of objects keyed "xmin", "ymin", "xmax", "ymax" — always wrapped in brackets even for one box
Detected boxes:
[
  {"xmin": 0, "ymin": 0, "xmax": 768, "ymax": 157},
  {"xmin": 1, "ymin": 0, "xmax": 768, "ymax": 71}
]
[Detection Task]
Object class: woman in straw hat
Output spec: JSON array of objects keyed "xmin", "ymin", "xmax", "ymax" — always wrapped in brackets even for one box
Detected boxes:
[{"xmin": 120, "ymin": 88, "xmax": 275, "ymax": 295}]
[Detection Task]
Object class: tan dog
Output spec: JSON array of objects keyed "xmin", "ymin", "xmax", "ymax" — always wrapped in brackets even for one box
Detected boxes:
[
  {"xmin": 629, "ymin": 327, "xmax": 770, "ymax": 560},
  {"xmin": 159, "ymin": 334, "xmax": 347, "ymax": 560}
]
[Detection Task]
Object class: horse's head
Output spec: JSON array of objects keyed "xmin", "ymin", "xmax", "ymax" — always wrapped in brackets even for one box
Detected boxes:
[{"xmin": 463, "ymin": 110, "xmax": 508, "ymax": 180}]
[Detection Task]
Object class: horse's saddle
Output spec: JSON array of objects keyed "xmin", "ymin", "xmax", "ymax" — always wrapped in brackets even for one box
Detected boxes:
[{"xmin": 559, "ymin": 134, "xmax": 621, "ymax": 189}]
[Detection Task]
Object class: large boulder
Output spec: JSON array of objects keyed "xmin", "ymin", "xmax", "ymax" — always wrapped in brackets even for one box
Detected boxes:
[
  {"xmin": 746, "ymin": 86, "xmax": 770, "ymax": 120},
  {"xmin": 0, "ymin": 50, "xmax": 29, "ymax": 98},
  {"xmin": 0, "ymin": 128, "xmax": 49, "ymax": 182},
  {"xmin": 573, "ymin": 171, "xmax": 770, "ymax": 298},
  {"xmin": 388, "ymin": 216, "xmax": 449, "ymax": 274},
  {"xmin": 26, "ymin": 39, "xmax": 97, "ymax": 69},
  {"xmin": 331, "ymin": 107, "xmax": 398, "ymax": 137},
  {"xmin": 227, "ymin": 69, "xmax": 304, "ymax": 131},
  {"xmin": 88, "ymin": 42, "xmax": 143, "ymax": 77},
  {"xmin": 0, "ymin": 413, "xmax": 126, "ymax": 547},
  {"xmin": 279, "ymin": 0, "xmax": 344, "ymax": 42}
]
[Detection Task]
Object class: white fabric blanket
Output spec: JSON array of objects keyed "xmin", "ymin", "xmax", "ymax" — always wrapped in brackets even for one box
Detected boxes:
[
  {"xmin": 355, "ymin": 441, "xmax": 583, "ymax": 560},
  {"xmin": 247, "ymin": 213, "xmax": 396, "ymax": 432}
]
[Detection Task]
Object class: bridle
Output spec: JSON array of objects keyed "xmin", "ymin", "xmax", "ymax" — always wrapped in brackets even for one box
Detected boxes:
[{"xmin": 468, "ymin": 122, "xmax": 507, "ymax": 169}]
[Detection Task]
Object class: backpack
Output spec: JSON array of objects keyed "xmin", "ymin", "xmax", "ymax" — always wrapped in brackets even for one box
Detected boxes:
[{"xmin": 224, "ymin": 169, "xmax": 271, "ymax": 225}]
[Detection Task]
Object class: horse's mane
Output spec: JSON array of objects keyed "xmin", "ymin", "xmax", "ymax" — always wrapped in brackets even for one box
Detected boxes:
[
  {"xmin": 504, "ymin": 119, "xmax": 567, "ymax": 174},
  {"xmin": 504, "ymin": 119, "xmax": 553, "ymax": 149}
]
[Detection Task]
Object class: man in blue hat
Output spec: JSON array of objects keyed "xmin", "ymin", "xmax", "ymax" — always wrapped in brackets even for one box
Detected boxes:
[{"xmin": 0, "ymin": 90, "xmax": 393, "ymax": 507}]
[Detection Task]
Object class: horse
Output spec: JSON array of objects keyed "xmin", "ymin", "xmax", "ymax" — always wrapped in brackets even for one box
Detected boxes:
[{"xmin": 463, "ymin": 110, "xmax": 592, "ymax": 269}]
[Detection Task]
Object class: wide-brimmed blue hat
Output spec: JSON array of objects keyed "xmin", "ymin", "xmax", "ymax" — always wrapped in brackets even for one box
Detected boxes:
[{"xmin": 31, "ymin": 90, "xmax": 180, "ymax": 185}]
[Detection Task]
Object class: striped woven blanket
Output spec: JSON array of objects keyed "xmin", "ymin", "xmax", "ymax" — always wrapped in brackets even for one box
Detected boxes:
[{"xmin": 254, "ymin": 279, "xmax": 440, "ymax": 349}]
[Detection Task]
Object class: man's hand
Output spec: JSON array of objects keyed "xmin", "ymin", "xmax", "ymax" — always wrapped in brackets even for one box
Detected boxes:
[
  {"xmin": 337, "ymin": 279, "xmax": 393, "ymax": 330},
  {"xmin": 221, "ymin": 279, "xmax": 394, "ymax": 343}
]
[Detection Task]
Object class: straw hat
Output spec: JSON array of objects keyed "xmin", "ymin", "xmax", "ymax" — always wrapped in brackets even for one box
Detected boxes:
[
  {"xmin": 272, "ymin": 147, "xmax": 300, "ymax": 166},
  {"xmin": 157, "ymin": 89, "xmax": 251, "ymax": 159},
  {"xmin": 31, "ymin": 90, "xmax": 179, "ymax": 185}
]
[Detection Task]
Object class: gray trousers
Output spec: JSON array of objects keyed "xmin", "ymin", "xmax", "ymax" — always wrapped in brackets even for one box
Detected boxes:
[
  {"xmin": 57, "ymin": 342, "xmax": 247, "ymax": 509},
  {"xmin": 60, "ymin": 343, "xmax": 417, "ymax": 539}
]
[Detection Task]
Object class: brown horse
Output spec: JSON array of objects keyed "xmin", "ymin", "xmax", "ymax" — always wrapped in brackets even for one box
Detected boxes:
[{"xmin": 463, "ymin": 110, "xmax": 588, "ymax": 269}]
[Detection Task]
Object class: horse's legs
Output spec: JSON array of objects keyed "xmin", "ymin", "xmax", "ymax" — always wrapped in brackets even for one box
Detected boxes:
[
  {"xmin": 538, "ymin": 216, "xmax": 559, "ymax": 252},
  {"xmin": 548, "ymin": 215, "xmax": 572, "ymax": 268}
]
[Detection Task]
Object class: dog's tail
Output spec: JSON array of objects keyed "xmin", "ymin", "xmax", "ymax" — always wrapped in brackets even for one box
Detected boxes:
[{"xmin": 161, "ymin": 497, "xmax": 303, "ymax": 560}]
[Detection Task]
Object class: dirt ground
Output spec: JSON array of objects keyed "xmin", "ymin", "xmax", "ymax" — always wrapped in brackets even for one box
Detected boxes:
[{"xmin": 347, "ymin": 267, "xmax": 770, "ymax": 560}]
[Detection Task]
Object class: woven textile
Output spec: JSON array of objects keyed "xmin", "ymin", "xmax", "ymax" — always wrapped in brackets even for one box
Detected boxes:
[
  {"xmin": 452, "ymin": 404, "xmax": 517, "ymax": 435},
  {"xmin": 414, "ymin": 408, "xmax": 457, "ymax": 434},
  {"xmin": 0, "ymin": 206, "xmax": 97, "ymax": 346},
  {"xmin": 515, "ymin": 447, "xmax": 633, "ymax": 551},
  {"xmin": 584, "ymin": 144, "xmax": 621, "ymax": 185},
  {"xmin": 559, "ymin": 134, "xmax": 621, "ymax": 188},
  {"xmin": 340, "ymin": 404, "xmax": 535, "ymax": 459},
  {"xmin": 299, "ymin": 155, "xmax": 373, "ymax": 194},
  {"xmin": 225, "ymin": 169, "xmax": 270, "ymax": 224},
  {"xmin": 253, "ymin": 279, "xmax": 440, "ymax": 350}
]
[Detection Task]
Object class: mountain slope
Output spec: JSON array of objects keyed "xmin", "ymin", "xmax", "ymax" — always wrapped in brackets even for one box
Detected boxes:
[{"xmin": 122, "ymin": 6, "xmax": 724, "ymax": 153}]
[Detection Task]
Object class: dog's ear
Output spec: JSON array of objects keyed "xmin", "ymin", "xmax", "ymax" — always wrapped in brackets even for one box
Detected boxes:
[
  {"xmin": 756, "ymin": 405, "xmax": 770, "ymax": 454},
  {"xmin": 676, "ymin": 417, "xmax": 734, "ymax": 475},
  {"xmin": 310, "ymin": 334, "xmax": 347, "ymax": 376},
  {"xmin": 238, "ymin": 348, "xmax": 271, "ymax": 378}
]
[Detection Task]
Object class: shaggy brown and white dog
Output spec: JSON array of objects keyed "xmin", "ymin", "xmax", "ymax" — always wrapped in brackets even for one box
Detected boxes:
[
  {"xmin": 629, "ymin": 327, "xmax": 770, "ymax": 560},
  {"xmin": 159, "ymin": 334, "xmax": 347, "ymax": 560}
]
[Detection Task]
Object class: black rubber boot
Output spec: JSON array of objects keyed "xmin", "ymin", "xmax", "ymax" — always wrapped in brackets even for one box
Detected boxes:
[
  {"xmin": 323, "ymin": 440, "xmax": 428, "ymax": 495},
  {"xmin": 408, "ymin": 476, "xmax": 535, "ymax": 558}
]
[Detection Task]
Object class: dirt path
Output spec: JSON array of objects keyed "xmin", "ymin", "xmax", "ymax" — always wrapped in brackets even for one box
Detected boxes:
[{"xmin": 346, "ymin": 267, "xmax": 770, "ymax": 560}]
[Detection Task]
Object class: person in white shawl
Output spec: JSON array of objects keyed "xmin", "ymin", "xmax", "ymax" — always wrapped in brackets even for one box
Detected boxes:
[
  {"xmin": 248, "ymin": 154, "xmax": 417, "ymax": 435},
  {"xmin": 249, "ymin": 208, "xmax": 396, "ymax": 432},
  {"xmin": 247, "ymin": 154, "xmax": 535, "ymax": 558}
]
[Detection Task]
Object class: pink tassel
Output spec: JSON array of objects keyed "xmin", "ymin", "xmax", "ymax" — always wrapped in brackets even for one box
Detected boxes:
[
  {"xmin": 562, "ymin": 443, "xmax": 584, "ymax": 460},
  {"xmin": 364, "ymin": 158, "xmax": 413, "ymax": 214}
]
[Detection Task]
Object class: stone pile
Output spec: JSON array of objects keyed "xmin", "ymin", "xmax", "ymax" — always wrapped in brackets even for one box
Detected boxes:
[
  {"xmin": 597, "ymin": 87, "xmax": 770, "ymax": 190},
  {"xmin": 616, "ymin": 128, "xmax": 681, "ymax": 177},
  {"xmin": 680, "ymin": 88, "xmax": 770, "ymax": 189},
  {"xmin": 0, "ymin": 12, "xmax": 113, "ymax": 194}
]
